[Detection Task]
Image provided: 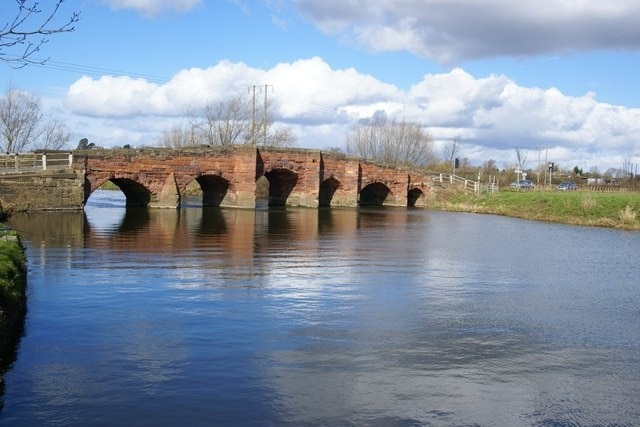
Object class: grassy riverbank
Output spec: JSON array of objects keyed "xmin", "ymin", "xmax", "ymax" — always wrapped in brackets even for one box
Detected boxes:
[
  {"xmin": 0, "ymin": 232, "xmax": 27, "ymax": 357},
  {"xmin": 432, "ymin": 188, "xmax": 640, "ymax": 230}
]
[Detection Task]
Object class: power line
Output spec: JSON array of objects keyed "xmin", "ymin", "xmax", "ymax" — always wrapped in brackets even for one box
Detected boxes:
[{"xmin": 30, "ymin": 58, "xmax": 347, "ymax": 122}]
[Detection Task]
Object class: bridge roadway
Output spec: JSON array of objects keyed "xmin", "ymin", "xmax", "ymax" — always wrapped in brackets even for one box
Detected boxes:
[{"xmin": 70, "ymin": 146, "xmax": 434, "ymax": 209}]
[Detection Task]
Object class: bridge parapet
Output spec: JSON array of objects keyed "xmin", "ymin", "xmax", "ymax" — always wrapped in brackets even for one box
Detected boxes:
[{"xmin": 0, "ymin": 152, "xmax": 74, "ymax": 174}]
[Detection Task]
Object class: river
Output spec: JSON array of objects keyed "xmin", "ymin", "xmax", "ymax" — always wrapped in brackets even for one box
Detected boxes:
[{"xmin": 1, "ymin": 189, "xmax": 639, "ymax": 426}]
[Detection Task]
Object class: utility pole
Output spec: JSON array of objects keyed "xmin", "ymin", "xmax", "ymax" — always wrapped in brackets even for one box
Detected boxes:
[
  {"xmin": 249, "ymin": 85, "xmax": 257, "ymax": 145},
  {"xmin": 249, "ymin": 84, "xmax": 273, "ymax": 145},
  {"xmin": 544, "ymin": 145, "xmax": 550, "ymax": 184},
  {"xmin": 537, "ymin": 145, "xmax": 550, "ymax": 184},
  {"xmin": 263, "ymin": 84, "xmax": 273, "ymax": 146}
]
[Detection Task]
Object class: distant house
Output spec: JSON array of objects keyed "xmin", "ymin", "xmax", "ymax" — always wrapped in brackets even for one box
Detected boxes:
[{"xmin": 587, "ymin": 178, "xmax": 605, "ymax": 185}]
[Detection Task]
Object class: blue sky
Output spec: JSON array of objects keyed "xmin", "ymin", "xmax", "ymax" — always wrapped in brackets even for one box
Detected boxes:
[{"xmin": 2, "ymin": 0, "xmax": 640, "ymax": 172}]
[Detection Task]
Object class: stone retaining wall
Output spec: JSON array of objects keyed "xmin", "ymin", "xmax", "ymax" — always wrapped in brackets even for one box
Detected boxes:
[{"xmin": 0, "ymin": 169, "xmax": 85, "ymax": 212}]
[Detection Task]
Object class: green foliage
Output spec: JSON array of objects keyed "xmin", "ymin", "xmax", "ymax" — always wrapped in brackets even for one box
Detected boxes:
[
  {"xmin": 0, "ymin": 243, "xmax": 26, "ymax": 354},
  {"xmin": 98, "ymin": 180, "xmax": 119, "ymax": 190},
  {"xmin": 0, "ymin": 232, "xmax": 26, "ymax": 384},
  {"xmin": 0, "ymin": 235, "xmax": 27, "ymax": 315},
  {"xmin": 77, "ymin": 138, "xmax": 95, "ymax": 150}
]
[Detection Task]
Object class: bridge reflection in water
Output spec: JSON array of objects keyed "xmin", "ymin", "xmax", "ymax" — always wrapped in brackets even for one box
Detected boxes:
[{"xmin": 8, "ymin": 190, "xmax": 419, "ymax": 272}]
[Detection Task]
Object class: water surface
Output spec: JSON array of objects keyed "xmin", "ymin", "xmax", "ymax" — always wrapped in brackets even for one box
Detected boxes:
[{"xmin": 2, "ymin": 190, "xmax": 639, "ymax": 426}]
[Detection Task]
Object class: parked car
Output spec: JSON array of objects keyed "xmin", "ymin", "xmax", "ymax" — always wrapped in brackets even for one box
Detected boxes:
[
  {"xmin": 556, "ymin": 181, "xmax": 577, "ymax": 191},
  {"xmin": 510, "ymin": 179, "xmax": 534, "ymax": 189}
]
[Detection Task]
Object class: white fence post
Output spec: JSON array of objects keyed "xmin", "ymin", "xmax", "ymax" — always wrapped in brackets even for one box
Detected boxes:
[
  {"xmin": 68, "ymin": 152, "xmax": 73, "ymax": 168},
  {"xmin": 42, "ymin": 152, "xmax": 47, "ymax": 170}
]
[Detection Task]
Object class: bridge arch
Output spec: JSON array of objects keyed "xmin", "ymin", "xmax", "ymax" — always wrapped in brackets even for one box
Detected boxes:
[
  {"xmin": 95, "ymin": 178, "xmax": 151, "ymax": 208},
  {"xmin": 407, "ymin": 188, "xmax": 425, "ymax": 207},
  {"xmin": 188, "ymin": 174, "xmax": 231, "ymax": 207},
  {"xmin": 359, "ymin": 182, "xmax": 391, "ymax": 207},
  {"xmin": 319, "ymin": 177, "xmax": 340, "ymax": 207},
  {"xmin": 264, "ymin": 168, "xmax": 298, "ymax": 207}
]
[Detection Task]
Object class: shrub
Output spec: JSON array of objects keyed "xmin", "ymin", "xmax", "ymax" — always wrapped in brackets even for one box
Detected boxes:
[
  {"xmin": 619, "ymin": 205, "xmax": 637, "ymax": 224},
  {"xmin": 0, "ymin": 234, "xmax": 27, "ymax": 354}
]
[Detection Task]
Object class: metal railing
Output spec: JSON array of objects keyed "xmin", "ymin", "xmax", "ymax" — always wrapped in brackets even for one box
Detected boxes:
[{"xmin": 0, "ymin": 152, "xmax": 74, "ymax": 173}]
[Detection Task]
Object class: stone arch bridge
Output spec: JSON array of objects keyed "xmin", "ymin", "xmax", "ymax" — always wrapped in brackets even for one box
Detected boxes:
[
  {"xmin": 0, "ymin": 147, "xmax": 435, "ymax": 211},
  {"xmin": 76, "ymin": 147, "xmax": 435, "ymax": 209}
]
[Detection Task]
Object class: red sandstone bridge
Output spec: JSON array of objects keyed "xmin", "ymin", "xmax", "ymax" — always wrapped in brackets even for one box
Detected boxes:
[
  {"xmin": 0, "ymin": 147, "xmax": 440, "ymax": 211},
  {"xmin": 74, "ymin": 146, "xmax": 435, "ymax": 209}
]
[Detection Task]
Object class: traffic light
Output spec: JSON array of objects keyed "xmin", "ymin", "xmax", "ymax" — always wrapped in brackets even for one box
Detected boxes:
[{"xmin": 454, "ymin": 158, "xmax": 460, "ymax": 169}]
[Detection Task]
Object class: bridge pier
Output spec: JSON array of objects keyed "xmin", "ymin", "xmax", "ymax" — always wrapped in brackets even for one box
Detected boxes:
[{"xmin": 149, "ymin": 173, "xmax": 180, "ymax": 209}]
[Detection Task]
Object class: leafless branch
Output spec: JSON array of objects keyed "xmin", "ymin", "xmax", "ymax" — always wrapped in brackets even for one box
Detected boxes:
[
  {"xmin": 346, "ymin": 115, "xmax": 433, "ymax": 167},
  {"xmin": 1, "ymin": 0, "xmax": 80, "ymax": 67}
]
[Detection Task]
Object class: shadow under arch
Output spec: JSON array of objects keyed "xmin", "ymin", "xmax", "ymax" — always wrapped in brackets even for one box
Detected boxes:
[
  {"xmin": 193, "ymin": 207, "xmax": 228, "ymax": 235},
  {"xmin": 194, "ymin": 175, "xmax": 231, "ymax": 207},
  {"xmin": 359, "ymin": 182, "xmax": 391, "ymax": 207},
  {"xmin": 264, "ymin": 168, "xmax": 298, "ymax": 207},
  {"xmin": 117, "ymin": 208, "xmax": 152, "ymax": 233},
  {"xmin": 319, "ymin": 177, "xmax": 340, "ymax": 207},
  {"xmin": 407, "ymin": 188, "xmax": 424, "ymax": 207},
  {"xmin": 107, "ymin": 178, "xmax": 151, "ymax": 207}
]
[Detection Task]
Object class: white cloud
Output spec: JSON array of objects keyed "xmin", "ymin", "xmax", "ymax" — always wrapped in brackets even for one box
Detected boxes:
[
  {"xmin": 294, "ymin": 0, "xmax": 640, "ymax": 63},
  {"xmin": 102, "ymin": 0, "xmax": 201, "ymax": 16},
  {"xmin": 63, "ymin": 57, "xmax": 640, "ymax": 170},
  {"xmin": 265, "ymin": 57, "xmax": 402, "ymax": 122}
]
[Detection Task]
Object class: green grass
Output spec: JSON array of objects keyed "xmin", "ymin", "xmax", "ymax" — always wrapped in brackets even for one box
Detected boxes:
[
  {"xmin": 432, "ymin": 189, "xmax": 640, "ymax": 230},
  {"xmin": 98, "ymin": 181, "xmax": 119, "ymax": 190}
]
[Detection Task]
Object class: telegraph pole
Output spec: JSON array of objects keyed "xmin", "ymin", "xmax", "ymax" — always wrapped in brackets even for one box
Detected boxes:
[
  {"xmin": 263, "ymin": 84, "xmax": 273, "ymax": 146},
  {"xmin": 249, "ymin": 85, "xmax": 257, "ymax": 145},
  {"xmin": 536, "ymin": 145, "xmax": 550, "ymax": 184},
  {"xmin": 249, "ymin": 84, "xmax": 273, "ymax": 145}
]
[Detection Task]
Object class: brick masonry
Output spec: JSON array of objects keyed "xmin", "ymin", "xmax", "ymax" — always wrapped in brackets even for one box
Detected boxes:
[{"xmin": 1, "ymin": 147, "xmax": 435, "ymax": 211}]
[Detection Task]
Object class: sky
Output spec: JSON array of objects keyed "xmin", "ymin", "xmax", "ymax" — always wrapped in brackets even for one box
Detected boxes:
[{"xmin": 2, "ymin": 0, "xmax": 640, "ymax": 172}]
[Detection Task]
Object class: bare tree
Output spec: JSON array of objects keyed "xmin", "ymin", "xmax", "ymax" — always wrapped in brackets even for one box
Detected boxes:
[
  {"xmin": 1, "ymin": 0, "xmax": 80, "ymax": 67},
  {"xmin": 202, "ymin": 96, "xmax": 250, "ymax": 146},
  {"xmin": 346, "ymin": 115, "xmax": 433, "ymax": 167},
  {"xmin": 36, "ymin": 116, "xmax": 71, "ymax": 150},
  {"xmin": 0, "ymin": 87, "xmax": 72, "ymax": 152},
  {"xmin": 481, "ymin": 159, "xmax": 498, "ymax": 173},
  {"xmin": 514, "ymin": 148, "xmax": 530, "ymax": 182},
  {"xmin": 442, "ymin": 137, "xmax": 462, "ymax": 166},
  {"xmin": 515, "ymin": 148, "xmax": 527, "ymax": 169},
  {"xmin": 158, "ymin": 124, "xmax": 188, "ymax": 148},
  {"xmin": 266, "ymin": 125, "xmax": 296, "ymax": 147},
  {"xmin": 158, "ymin": 94, "xmax": 296, "ymax": 148},
  {"xmin": 158, "ymin": 122, "xmax": 203, "ymax": 148},
  {"xmin": 252, "ymin": 99, "xmax": 296, "ymax": 147},
  {"xmin": 515, "ymin": 148, "xmax": 528, "ymax": 170},
  {"xmin": 157, "ymin": 108, "xmax": 208, "ymax": 148},
  {"xmin": 0, "ymin": 87, "xmax": 43, "ymax": 152}
]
